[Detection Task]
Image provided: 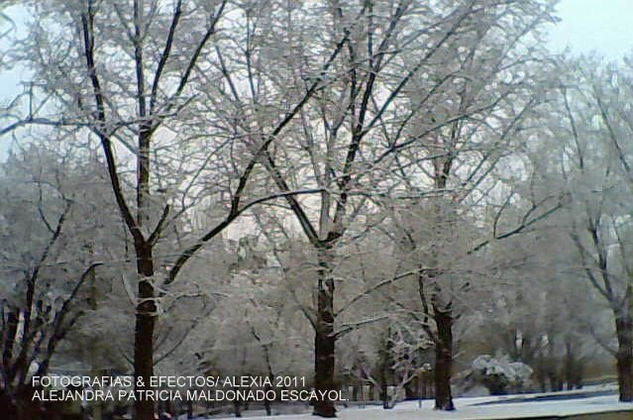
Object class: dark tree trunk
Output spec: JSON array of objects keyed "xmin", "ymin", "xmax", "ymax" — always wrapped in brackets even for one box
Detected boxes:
[
  {"xmin": 264, "ymin": 374, "xmax": 273, "ymax": 415},
  {"xmin": 615, "ymin": 313, "xmax": 633, "ymax": 402},
  {"xmin": 2, "ymin": 308, "xmax": 19, "ymax": 384},
  {"xmin": 564, "ymin": 340, "xmax": 574, "ymax": 391},
  {"xmin": 379, "ymin": 326, "xmax": 394, "ymax": 409},
  {"xmin": 433, "ymin": 301, "xmax": 454, "ymax": 411},
  {"xmin": 313, "ymin": 247, "xmax": 336, "ymax": 418},
  {"xmin": 544, "ymin": 336, "xmax": 562, "ymax": 392},
  {"xmin": 381, "ymin": 382, "xmax": 389, "ymax": 409},
  {"xmin": 547, "ymin": 366, "xmax": 562, "ymax": 392},
  {"xmin": 134, "ymin": 242, "xmax": 156, "ymax": 420},
  {"xmin": 264, "ymin": 398, "xmax": 272, "ymax": 416},
  {"xmin": 13, "ymin": 276, "xmax": 37, "ymax": 389}
]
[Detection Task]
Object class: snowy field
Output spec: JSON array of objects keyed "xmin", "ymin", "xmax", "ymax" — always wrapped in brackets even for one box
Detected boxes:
[{"xmin": 200, "ymin": 385, "xmax": 633, "ymax": 419}]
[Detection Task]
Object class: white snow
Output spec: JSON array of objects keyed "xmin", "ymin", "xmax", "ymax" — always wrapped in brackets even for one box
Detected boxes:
[{"xmin": 203, "ymin": 385, "xmax": 633, "ymax": 419}]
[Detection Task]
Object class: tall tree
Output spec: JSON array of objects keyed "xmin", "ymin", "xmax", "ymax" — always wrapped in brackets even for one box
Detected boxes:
[
  {"xmin": 552, "ymin": 57, "xmax": 633, "ymax": 401},
  {"xmin": 222, "ymin": 0, "xmax": 557, "ymax": 414},
  {"xmin": 383, "ymin": 0, "xmax": 556, "ymax": 408},
  {"xmin": 1, "ymin": 1, "xmax": 352, "ymax": 418}
]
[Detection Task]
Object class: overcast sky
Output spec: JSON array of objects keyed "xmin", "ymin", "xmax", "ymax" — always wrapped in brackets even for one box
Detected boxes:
[
  {"xmin": 1, "ymin": 1, "xmax": 631, "ymax": 93},
  {"xmin": 0, "ymin": 1, "xmax": 630, "ymax": 95},
  {"xmin": 0, "ymin": 1, "xmax": 632, "ymax": 160},
  {"xmin": 548, "ymin": 0, "xmax": 633, "ymax": 59}
]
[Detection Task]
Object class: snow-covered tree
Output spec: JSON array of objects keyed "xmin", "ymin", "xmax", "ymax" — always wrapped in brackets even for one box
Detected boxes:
[
  {"xmin": 0, "ymin": 142, "xmax": 121, "ymax": 418},
  {"xmin": 1, "ymin": 1, "xmax": 354, "ymax": 417},
  {"xmin": 549, "ymin": 57, "xmax": 633, "ymax": 401}
]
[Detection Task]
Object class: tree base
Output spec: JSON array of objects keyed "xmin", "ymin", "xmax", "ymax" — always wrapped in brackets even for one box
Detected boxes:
[
  {"xmin": 312, "ymin": 401, "xmax": 336, "ymax": 418},
  {"xmin": 434, "ymin": 400, "xmax": 456, "ymax": 411}
]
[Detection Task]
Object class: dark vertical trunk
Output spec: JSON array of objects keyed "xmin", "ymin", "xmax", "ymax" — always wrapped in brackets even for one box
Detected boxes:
[
  {"xmin": 263, "ymin": 372, "xmax": 273, "ymax": 415},
  {"xmin": 134, "ymin": 242, "xmax": 156, "ymax": 420},
  {"xmin": 134, "ymin": 118, "xmax": 155, "ymax": 420},
  {"xmin": 564, "ymin": 340, "xmax": 574, "ymax": 391},
  {"xmin": 313, "ymin": 247, "xmax": 336, "ymax": 418},
  {"xmin": 429, "ymin": 165, "xmax": 455, "ymax": 411},
  {"xmin": 615, "ymin": 313, "xmax": 633, "ymax": 402},
  {"xmin": 433, "ymin": 301, "xmax": 454, "ymax": 411},
  {"xmin": 13, "ymin": 276, "xmax": 37, "ymax": 389},
  {"xmin": 546, "ymin": 365, "xmax": 561, "ymax": 392},
  {"xmin": 87, "ymin": 247, "xmax": 103, "ymax": 420},
  {"xmin": 264, "ymin": 397, "xmax": 272, "ymax": 416},
  {"xmin": 380, "ymin": 326, "xmax": 394, "ymax": 409},
  {"xmin": 381, "ymin": 382, "xmax": 389, "ymax": 409},
  {"xmin": 545, "ymin": 336, "xmax": 562, "ymax": 392},
  {"xmin": 233, "ymin": 400, "xmax": 242, "ymax": 417},
  {"xmin": 2, "ymin": 308, "xmax": 19, "ymax": 384}
]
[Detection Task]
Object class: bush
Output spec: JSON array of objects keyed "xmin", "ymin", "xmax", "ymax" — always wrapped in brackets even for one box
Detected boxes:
[{"xmin": 470, "ymin": 355, "xmax": 533, "ymax": 395}]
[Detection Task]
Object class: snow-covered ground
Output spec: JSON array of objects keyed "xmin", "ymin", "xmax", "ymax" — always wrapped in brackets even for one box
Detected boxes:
[{"xmin": 199, "ymin": 385, "xmax": 633, "ymax": 419}]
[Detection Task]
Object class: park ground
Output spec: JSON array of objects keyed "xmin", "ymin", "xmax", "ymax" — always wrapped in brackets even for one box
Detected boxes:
[{"xmin": 202, "ymin": 384, "xmax": 633, "ymax": 420}]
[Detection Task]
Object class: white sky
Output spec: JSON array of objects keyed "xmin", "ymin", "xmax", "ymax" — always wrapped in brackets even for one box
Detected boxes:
[
  {"xmin": 0, "ymin": 1, "xmax": 632, "ymax": 159},
  {"xmin": 0, "ymin": 1, "xmax": 629, "ymax": 98},
  {"xmin": 547, "ymin": 0, "xmax": 633, "ymax": 59}
]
